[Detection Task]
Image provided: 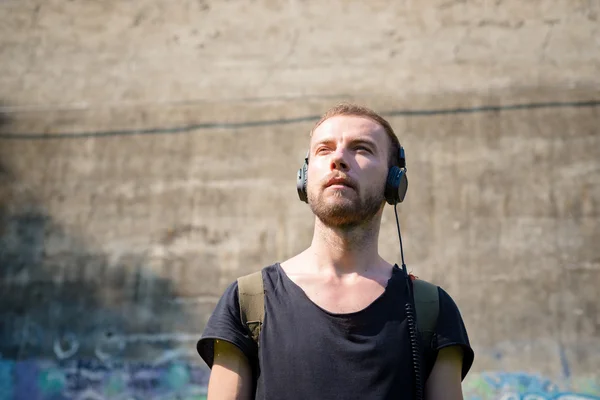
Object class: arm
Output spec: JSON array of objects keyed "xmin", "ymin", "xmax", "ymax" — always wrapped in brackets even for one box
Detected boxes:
[
  {"xmin": 424, "ymin": 345, "xmax": 465, "ymax": 400},
  {"xmin": 207, "ymin": 339, "xmax": 254, "ymax": 400}
]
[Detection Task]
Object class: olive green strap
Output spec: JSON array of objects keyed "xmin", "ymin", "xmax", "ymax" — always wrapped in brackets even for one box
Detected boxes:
[
  {"xmin": 413, "ymin": 279, "xmax": 440, "ymax": 349},
  {"xmin": 237, "ymin": 270, "xmax": 265, "ymax": 345},
  {"xmin": 238, "ymin": 271, "xmax": 438, "ymax": 350}
]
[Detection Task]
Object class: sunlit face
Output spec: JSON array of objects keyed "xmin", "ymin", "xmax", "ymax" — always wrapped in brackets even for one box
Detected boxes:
[{"xmin": 306, "ymin": 115, "xmax": 390, "ymax": 228}]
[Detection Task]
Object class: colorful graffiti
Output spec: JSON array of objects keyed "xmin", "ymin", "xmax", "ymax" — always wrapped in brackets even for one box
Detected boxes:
[
  {"xmin": 0, "ymin": 358, "xmax": 209, "ymax": 400},
  {"xmin": 1, "ymin": 359, "xmax": 599, "ymax": 400},
  {"xmin": 464, "ymin": 372, "xmax": 600, "ymax": 400}
]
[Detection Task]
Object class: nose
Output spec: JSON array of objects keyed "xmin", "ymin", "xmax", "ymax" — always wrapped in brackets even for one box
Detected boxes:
[{"xmin": 330, "ymin": 149, "xmax": 349, "ymax": 172}]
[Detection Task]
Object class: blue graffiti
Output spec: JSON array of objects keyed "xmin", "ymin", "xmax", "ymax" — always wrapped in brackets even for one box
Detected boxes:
[
  {"xmin": 1, "ymin": 359, "xmax": 599, "ymax": 400},
  {"xmin": 465, "ymin": 372, "xmax": 600, "ymax": 400},
  {"xmin": 0, "ymin": 358, "xmax": 209, "ymax": 400},
  {"xmin": 0, "ymin": 361, "xmax": 14, "ymax": 400}
]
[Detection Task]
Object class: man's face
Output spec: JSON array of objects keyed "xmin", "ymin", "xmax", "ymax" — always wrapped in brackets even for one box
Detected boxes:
[{"xmin": 307, "ymin": 115, "xmax": 390, "ymax": 228}]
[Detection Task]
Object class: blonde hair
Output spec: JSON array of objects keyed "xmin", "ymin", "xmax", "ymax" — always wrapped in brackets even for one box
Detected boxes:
[{"xmin": 310, "ymin": 103, "xmax": 402, "ymax": 168}]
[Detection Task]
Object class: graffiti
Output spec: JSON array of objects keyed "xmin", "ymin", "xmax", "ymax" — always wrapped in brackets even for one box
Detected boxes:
[
  {"xmin": 53, "ymin": 333, "xmax": 80, "ymax": 361},
  {"xmin": 464, "ymin": 372, "xmax": 600, "ymax": 400},
  {"xmin": 94, "ymin": 331, "xmax": 126, "ymax": 363},
  {"xmin": 0, "ymin": 358, "xmax": 209, "ymax": 400},
  {"xmin": 18, "ymin": 318, "xmax": 44, "ymax": 350},
  {"xmin": 2, "ymin": 361, "xmax": 599, "ymax": 400}
]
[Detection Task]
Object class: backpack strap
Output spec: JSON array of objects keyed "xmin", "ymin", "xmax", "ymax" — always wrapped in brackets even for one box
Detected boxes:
[
  {"xmin": 237, "ymin": 270, "xmax": 265, "ymax": 346},
  {"xmin": 412, "ymin": 279, "xmax": 440, "ymax": 351},
  {"xmin": 237, "ymin": 269, "xmax": 440, "ymax": 352}
]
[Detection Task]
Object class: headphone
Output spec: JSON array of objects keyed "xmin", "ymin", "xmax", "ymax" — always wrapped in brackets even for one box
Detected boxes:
[{"xmin": 296, "ymin": 146, "xmax": 408, "ymax": 205}]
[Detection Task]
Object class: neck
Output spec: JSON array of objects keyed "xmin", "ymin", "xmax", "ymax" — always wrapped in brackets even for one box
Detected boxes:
[{"xmin": 308, "ymin": 214, "xmax": 385, "ymax": 276}]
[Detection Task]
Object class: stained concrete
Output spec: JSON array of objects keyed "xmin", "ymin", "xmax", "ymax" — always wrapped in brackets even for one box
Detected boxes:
[{"xmin": 1, "ymin": 0, "xmax": 599, "ymax": 386}]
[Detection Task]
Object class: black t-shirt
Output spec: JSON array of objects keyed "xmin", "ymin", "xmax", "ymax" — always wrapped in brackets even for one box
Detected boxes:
[{"xmin": 197, "ymin": 263, "xmax": 474, "ymax": 400}]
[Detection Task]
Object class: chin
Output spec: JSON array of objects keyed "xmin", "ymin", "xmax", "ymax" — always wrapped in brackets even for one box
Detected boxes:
[
  {"xmin": 308, "ymin": 190, "xmax": 385, "ymax": 229},
  {"xmin": 311, "ymin": 202, "xmax": 363, "ymax": 226},
  {"xmin": 321, "ymin": 197, "xmax": 357, "ymax": 211}
]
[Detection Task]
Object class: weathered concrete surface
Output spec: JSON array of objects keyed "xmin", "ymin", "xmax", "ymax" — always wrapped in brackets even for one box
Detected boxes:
[{"xmin": 1, "ymin": 0, "xmax": 599, "ymax": 397}]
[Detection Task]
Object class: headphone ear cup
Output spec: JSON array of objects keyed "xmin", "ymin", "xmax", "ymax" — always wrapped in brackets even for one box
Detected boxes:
[
  {"xmin": 385, "ymin": 167, "xmax": 408, "ymax": 205},
  {"xmin": 397, "ymin": 171, "xmax": 408, "ymax": 203},
  {"xmin": 296, "ymin": 161, "xmax": 308, "ymax": 203}
]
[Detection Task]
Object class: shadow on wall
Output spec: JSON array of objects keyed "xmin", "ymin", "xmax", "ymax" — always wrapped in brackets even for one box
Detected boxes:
[
  {"xmin": 0, "ymin": 111, "xmax": 209, "ymax": 399},
  {"xmin": 0, "ymin": 162, "xmax": 180, "ymax": 360}
]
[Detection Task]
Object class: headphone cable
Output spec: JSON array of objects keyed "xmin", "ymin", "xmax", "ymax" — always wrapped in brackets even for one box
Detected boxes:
[
  {"xmin": 394, "ymin": 203, "xmax": 407, "ymax": 276},
  {"xmin": 394, "ymin": 203, "xmax": 424, "ymax": 400}
]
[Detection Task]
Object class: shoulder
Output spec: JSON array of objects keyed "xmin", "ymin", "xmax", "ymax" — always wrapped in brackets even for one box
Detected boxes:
[
  {"xmin": 436, "ymin": 286, "xmax": 464, "ymax": 317},
  {"xmin": 197, "ymin": 265, "xmax": 278, "ymax": 369},
  {"xmin": 258, "ymin": 263, "xmax": 286, "ymax": 294},
  {"xmin": 432, "ymin": 285, "xmax": 475, "ymax": 380},
  {"xmin": 238, "ymin": 263, "xmax": 281, "ymax": 291}
]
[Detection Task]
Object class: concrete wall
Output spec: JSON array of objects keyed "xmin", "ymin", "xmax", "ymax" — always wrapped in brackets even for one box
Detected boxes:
[{"xmin": 1, "ymin": 0, "xmax": 599, "ymax": 398}]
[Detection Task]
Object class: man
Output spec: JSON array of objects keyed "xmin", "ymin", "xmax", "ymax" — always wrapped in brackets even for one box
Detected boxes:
[{"xmin": 197, "ymin": 103, "xmax": 474, "ymax": 399}]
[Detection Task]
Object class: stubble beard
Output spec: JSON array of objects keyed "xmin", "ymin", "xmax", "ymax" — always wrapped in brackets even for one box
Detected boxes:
[{"xmin": 308, "ymin": 185, "xmax": 385, "ymax": 229}]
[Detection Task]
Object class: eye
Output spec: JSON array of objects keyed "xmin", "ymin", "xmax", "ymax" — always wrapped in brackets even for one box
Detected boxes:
[
  {"xmin": 315, "ymin": 146, "xmax": 331, "ymax": 154},
  {"xmin": 355, "ymin": 145, "xmax": 372, "ymax": 153}
]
